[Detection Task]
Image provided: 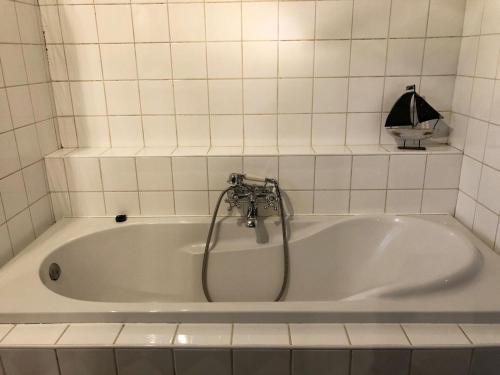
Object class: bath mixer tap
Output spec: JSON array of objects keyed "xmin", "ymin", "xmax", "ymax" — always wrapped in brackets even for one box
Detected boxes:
[{"xmin": 226, "ymin": 173, "xmax": 279, "ymax": 227}]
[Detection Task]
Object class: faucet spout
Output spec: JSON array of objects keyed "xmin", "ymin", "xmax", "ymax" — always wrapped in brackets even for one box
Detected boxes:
[{"xmin": 246, "ymin": 202, "xmax": 257, "ymax": 228}]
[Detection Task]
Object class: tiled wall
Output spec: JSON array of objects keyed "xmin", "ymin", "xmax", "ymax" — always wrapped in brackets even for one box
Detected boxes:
[
  {"xmin": 451, "ymin": 0, "xmax": 500, "ymax": 251},
  {"xmin": 45, "ymin": 146, "xmax": 461, "ymax": 218},
  {"xmin": 0, "ymin": 0, "xmax": 60, "ymax": 266},
  {"xmin": 40, "ymin": 0, "xmax": 465, "ymax": 149},
  {"xmin": 0, "ymin": 322, "xmax": 499, "ymax": 375}
]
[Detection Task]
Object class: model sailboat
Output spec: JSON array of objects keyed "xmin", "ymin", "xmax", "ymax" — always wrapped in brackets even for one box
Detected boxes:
[{"xmin": 385, "ymin": 85, "xmax": 443, "ymax": 150}]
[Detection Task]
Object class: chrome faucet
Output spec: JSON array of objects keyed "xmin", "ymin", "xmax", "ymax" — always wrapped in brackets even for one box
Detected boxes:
[{"xmin": 226, "ymin": 173, "xmax": 280, "ymax": 228}]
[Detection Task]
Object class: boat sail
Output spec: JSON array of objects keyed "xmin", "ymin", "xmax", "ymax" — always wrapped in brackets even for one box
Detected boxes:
[{"xmin": 385, "ymin": 85, "xmax": 443, "ymax": 150}]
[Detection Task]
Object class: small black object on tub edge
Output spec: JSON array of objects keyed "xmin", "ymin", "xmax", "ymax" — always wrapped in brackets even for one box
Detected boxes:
[{"xmin": 115, "ymin": 214, "xmax": 127, "ymax": 223}]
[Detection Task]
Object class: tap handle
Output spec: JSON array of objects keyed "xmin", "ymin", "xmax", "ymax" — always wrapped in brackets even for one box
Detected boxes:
[{"xmin": 228, "ymin": 173, "xmax": 245, "ymax": 186}]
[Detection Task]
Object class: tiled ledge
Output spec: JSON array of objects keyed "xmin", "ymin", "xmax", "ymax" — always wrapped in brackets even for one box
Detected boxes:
[
  {"xmin": 46, "ymin": 145, "xmax": 462, "ymax": 159},
  {"xmin": 0, "ymin": 323, "xmax": 498, "ymax": 348}
]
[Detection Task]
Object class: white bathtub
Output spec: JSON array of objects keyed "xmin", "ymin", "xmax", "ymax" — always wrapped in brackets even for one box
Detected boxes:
[{"xmin": 0, "ymin": 214, "xmax": 499, "ymax": 323}]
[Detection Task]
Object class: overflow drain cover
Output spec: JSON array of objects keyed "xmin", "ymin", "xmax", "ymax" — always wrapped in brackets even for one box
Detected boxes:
[{"xmin": 49, "ymin": 263, "xmax": 61, "ymax": 281}]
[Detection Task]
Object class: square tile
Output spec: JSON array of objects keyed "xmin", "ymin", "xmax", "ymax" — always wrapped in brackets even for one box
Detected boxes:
[
  {"xmin": 314, "ymin": 40, "xmax": 350, "ymax": 77},
  {"xmin": 100, "ymin": 44, "xmax": 137, "ymax": 80},
  {"xmin": 233, "ymin": 324, "xmax": 289, "ymax": 347},
  {"xmin": 243, "ymin": 42, "xmax": 277, "ymax": 78},
  {"xmin": 175, "ymin": 349, "xmax": 231, "ymax": 375},
  {"xmin": 171, "ymin": 43, "xmax": 207, "ymax": 79},
  {"xmin": 351, "ymin": 156, "xmax": 389, "ymax": 189},
  {"xmin": 95, "ymin": 5, "xmax": 134, "ymax": 43},
  {"xmin": 315, "ymin": 156, "xmax": 351, "ymax": 190},
  {"xmin": 350, "ymin": 40, "xmax": 387, "ymax": 76},
  {"xmin": 1, "ymin": 324, "xmax": 66, "ymax": 346},
  {"xmin": 402, "ymin": 324, "xmax": 470, "ymax": 346},
  {"xmin": 424, "ymin": 155, "xmax": 462, "ymax": 189},
  {"xmin": 290, "ymin": 324, "xmax": 349, "ymax": 347},
  {"xmin": 279, "ymin": 41, "xmax": 314, "ymax": 77},
  {"xmin": 132, "ymin": 4, "xmax": 170, "ymax": 42},
  {"xmin": 57, "ymin": 349, "xmax": 117, "ymax": 375},
  {"xmin": 100, "ymin": 157, "xmax": 137, "ymax": 191},
  {"xmin": 278, "ymin": 78, "xmax": 313, "ymax": 114},
  {"xmin": 140, "ymin": 192, "xmax": 175, "ymax": 215},
  {"xmin": 242, "ymin": 2, "xmax": 278, "ymax": 40},
  {"xmin": 346, "ymin": 324, "xmax": 409, "ymax": 347},
  {"xmin": 388, "ymin": 155, "xmax": 426, "ymax": 189},
  {"xmin": 116, "ymin": 348, "xmax": 174, "ymax": 375},
  {"xmin": 469, "ymin": 348, "xmax": 500, "ymax": 375},
  {"xmin": 172, "ymin": 157, "xmax": 207, "ymax": 190},
  {"xmin": 279, "ymin": 156, "xmax": 314, "ymax": 190},
  {"xmin": 351, "ymin": 349, "xmax": 411, "ymax": 375},
  {"xmin": 209, "ymin": 80, "xmax": 243, "ymax": 114},
  {"xmin": 136, "ymin": 157, "xmax": 172, "ymax": 191},
  {"xmin": 105, "ymin": 192, "xmax": 140, "ymax": 216},
  {"xmin": 168, "ymin": 3, "xmax": 205, "ymax": 42},
  {"xmin": 207, "ymin": 42, "xmax": 242, "ymax": 79},
  {"xmin": 175, "ymin": 324, "xmax": 231, "ymax": 347},
  {"xmin": 314, "ymin": 190, "xmax": 350, "ymax": 214},
  {"xmin": 233, "ymin": 349, "xmax": 290, "ymax": 375},
  {"xmin": 349, "ymin": 190, "xmax": 386, "ymax": 213},
  {"xmin": 410, "ymin": 349, "xmax": 472, "ymax": 375},
  {"xmin": 352, "ymin": 0, "xmax": 391, "ymax": 38},
  {"xmin": 58, "ymin": 324, "xmax": 122, "ymax": 346},
  {"xmin": 279, "ymin": 2, "xmax": 315, "ymax": 40},
  {"xmin": 206, "ymin": 3, "xmax": 241, "ymax": 41},
  {"xmin": 461, "ymin": 324, "xmax": 500, "ymax": 345},
  {"xmin": 315, "ymin": 0, "xmax": 352, "ymax": 39},
  {"xmin": 292, "ymin": 349, "xmax": 350, "ymax": 375},
  {"xmin": 0, "ymin": 349, "xmax": 59, "ymax": 375},
  {"xmin": 136, "ymin": 44, "xmax": 172, "ymax": 79},
  {"xmin": 116, "ymin": 324, "xmax": 176, "ymax": 346}
]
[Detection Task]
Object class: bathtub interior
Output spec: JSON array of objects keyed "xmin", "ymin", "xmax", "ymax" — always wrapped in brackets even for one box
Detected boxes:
[{"xmin": 38, "ymin": 215, "xmax": 483, "ymax": 304}]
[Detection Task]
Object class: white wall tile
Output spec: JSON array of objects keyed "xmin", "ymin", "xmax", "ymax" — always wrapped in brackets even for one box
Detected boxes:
[
  {"xmin": 386, "ymin": 39, "xmax": 425, "ymax": 76},
  {"xmin": 206, "ymin": 3, "xmax": 240, "ymax": 41},
  {"xmin": 278, "ymin": 2, "xmax": 315, "ymax": 40},
  {"xmin": 65, "ymin": 157, "xmax": 102, "ymax": 191},
  {"xmin": 315, "ymin": 0, "xmax": 352, "ymax": 39},
  {"xmin": 139, "ymin": 192, "xmax": 175, "ymax": 215},
  {"xmin": 176, "ymin": 115, "xmax": 210, "ymax": 146},
  {"xmin": 105, "ymin": 81, "xmax": 141, "ymax": 116},
  {"xmin": 168, "ymin": 3, "xmax": 205, "ymax": 42},
  {"xmin": 101, "ymin": 44, "xmax": 137, "ymax": 80},
  {"xmin": 208, "ymin": 157, "xmax": 242, "ymax": 190},
  {"xmin": 348, "ymin": 77, "xmax": 384, "ymax": 113},
  {"xmin": 59, "ymin": 5, "xmax": 98, "ymax": 43},
  {"xmin": 315, "ymin": 156, "xmax": 351, "ymax": 190},
  {"xmin": 109, "ymin": 116, "xmax": 143, "ymax": 147},
  {"xmin": 0, "ymin": 171, "xmax": 28, "ymax": 219},
  {"xmin": 312, "ymin": 114, "xmax": 347, "ymax": 146},
  {"xmin": 243, "ymin": 42, "xmax": 277, "ymax": 78},
  {"xmin": 209, "ymin": 80, "xmax": 243, "ymax": 115},
  {"xmin": 279, "ymin": 41, "xmax": 314, "ymax": 78},
  {"xmin": 242, "ymin": 2, "xmax": 278, "ymax": 41},
  {"xmin": 277, "ymin": 114, "xmax": 311, "ymax": 146},
  {"xmin": 313, "ymin": 190, "xmax": 350, "ymax": 214},
  {"xmin": 350, "ymin": 40, "xmax": 387, "ymax": 77},
  {"xmin": 313, "ymin": 78, "xmax": 348, "ymax": 113},
  {"xmin": 7, "ymin": 209, "xmax": 35, "ymax": 254},
  {"xmin": 351, "ymin": 155, "xmax": 389, "ymax": 189},
  {"xmin": 70, "ymin": 192, "xmax": 105, "ymax": 216},
  {"xmin": 101, "ymin": 157, "xmax": 138, "ymax": 191},
  {"xmin": 279, "ymin": 156, "xmax": 314, "ymax": 190},
  {"xmin": 424, "ymin": 154, "xmax": 462, "ymax": 189},
  {"xmin": 386, "ymin": 190, "xmax": 422, "ymax": 213},
  {"xmin": 210, "ymin": 115, "xmax": 243, "ymax": 147},
  {"xmin": 23, "ymin": 161, "xmax": 48, "ymax": 204},
  {"xmin": 105, "ymin": 192, "xmax": 140, "ymax": 215},
  {"xmin": 243, "ymin": 79, "xmax": 277, "ymax": 114},
  {"xmin": 473, "ymin": 203, "xmax": 499, "ymax": 246},
  {"xmin": 421, "ymin": 189, "xmax": 457, "ymax": 214},
  {"xmin": 207, "ymin": 42, "xmax": 242, "ymax": 79},
  {"xmin": 478, "ymin": 165, "xmax": 500, "ymax": 213},
  {"xmin": 30, "ymin": 195, "xmax": 53, "ymax": 236},
  {"xmin": 350, "ymin": 190, "xmax": 386, "ymax": 213},
  {"xmin": 388, "ymin": 155, "xmax": 426, "ymax": 189},
  {"xmin": 389, "ymin": 0, "xmax": 429, "ymax": 38},
  {"xmin": 464, "ymin": 118, "xmax": 488, "ymax": 160},
  {"xmin": 172, "ymin": 157, "xmax": 208, "ymax": 190},
  {"xmin": 427, "ymin": 0, "xmax": 466, "ymax": 37},
  {"xmin": 352, "ymin": 0, "xmax": 391, "ymax": 38},
  {"xmin": 136, "ymin": 157, "xmax": 173, "ymax": 191},
  {"xmin": 132, "ymin": 4, "xmax": 170, "ymax": 42},
  {"xmin": 174, "ymin": 191, "xmax": 208, "ymax": 215},
  {"xmin": 95, "ymin": 5, "xmax": 134, "ymax": 43},
  {"xmin": 136, "ymin": 44, "xmax": 172, "ymax": 80},
  {"xmin": 278, "ymin": 79, "xmax": 313, "ymax": 114}
]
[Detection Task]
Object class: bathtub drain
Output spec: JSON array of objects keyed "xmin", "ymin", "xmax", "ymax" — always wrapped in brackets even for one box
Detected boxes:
[{"xmin": 49, "ymin": 263, "xmax": 61, "ymax": 281}]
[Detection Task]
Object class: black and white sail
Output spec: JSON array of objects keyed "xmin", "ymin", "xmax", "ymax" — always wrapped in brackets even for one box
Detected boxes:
[{"xmin": 385, "ymin": 85, "xmax": 442, "ymax": 129}]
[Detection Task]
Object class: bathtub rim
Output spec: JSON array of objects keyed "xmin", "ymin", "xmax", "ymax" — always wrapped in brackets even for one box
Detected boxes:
[{"xmin": 1, "ymin": 214, "xmax": 500, "ymax": 324}]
